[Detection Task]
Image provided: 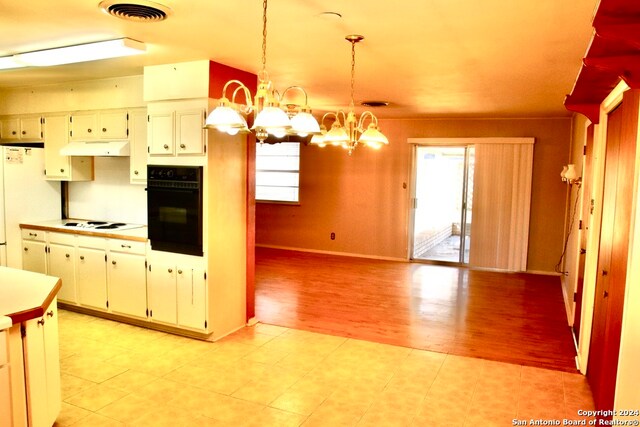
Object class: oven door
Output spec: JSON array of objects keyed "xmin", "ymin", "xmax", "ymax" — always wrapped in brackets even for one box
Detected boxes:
[{"xmin": 147, "ymin": 185, "xmax": 203, "ymax": 256}]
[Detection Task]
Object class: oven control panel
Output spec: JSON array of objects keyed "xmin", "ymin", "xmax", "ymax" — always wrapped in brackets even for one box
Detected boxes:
[{"xmin": 148, "ymin": 166, "xmax": 202, "ymax": 187}]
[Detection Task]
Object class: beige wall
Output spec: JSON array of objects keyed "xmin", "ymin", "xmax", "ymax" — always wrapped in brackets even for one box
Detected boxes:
[{"xmin": 256, "ymin": 117, "xmax": 572, "ymax": 272}]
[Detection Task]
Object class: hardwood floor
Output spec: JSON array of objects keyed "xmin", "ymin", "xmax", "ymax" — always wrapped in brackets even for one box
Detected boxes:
[{"xmin": 255, "ymin": 247, "xmax": 578, "ymax": 372}]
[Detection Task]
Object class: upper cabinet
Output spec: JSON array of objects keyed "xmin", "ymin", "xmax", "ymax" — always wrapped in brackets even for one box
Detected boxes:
[
  {"xmin": 0, "ymin": 115, "xmax": 43, "ymax": 141},
  {"xmin": 128, "ymin": 108, "xmax": 148, "ymax": 184},
  {"xmin": 147, "ymin": 99, "xmax": 207, "ymax": 157},
  {"xmin": 69, "ymin": 109, "xmax": 128, "ymax": 141},
  {"xmin": 42, "ymin": 114, "xmax": 93, "ymax": 182}
]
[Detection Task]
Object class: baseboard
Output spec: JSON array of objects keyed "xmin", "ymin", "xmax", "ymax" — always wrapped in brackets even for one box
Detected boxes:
[
  {"xmin": 525, "ymin": 269, "xmax": 563, "ymax": 276},
  {"xmin": 255, "ymin": 244, "xmax": 408, "ymax": 262}
]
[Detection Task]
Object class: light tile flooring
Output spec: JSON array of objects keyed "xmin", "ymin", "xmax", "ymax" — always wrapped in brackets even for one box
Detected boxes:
[{"xmin": 55, "ymin": 309, "xmax": 595, "ymax": 426}]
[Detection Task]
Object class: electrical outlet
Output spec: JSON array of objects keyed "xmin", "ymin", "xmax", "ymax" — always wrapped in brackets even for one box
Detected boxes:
[{"xmin": 330, "ymin": 232, "xmax": 336, "ymax": 240}]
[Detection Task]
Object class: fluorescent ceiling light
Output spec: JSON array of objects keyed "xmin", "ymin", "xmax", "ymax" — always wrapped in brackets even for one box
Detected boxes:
[{"xmin": 0, "ymin": 38, "xmax": 145, "ymax": 70}]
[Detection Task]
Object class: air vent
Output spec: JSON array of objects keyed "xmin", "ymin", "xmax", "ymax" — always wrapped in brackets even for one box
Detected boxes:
[
  {"xmin": 99, "ymin": 0, "xmax": 172, "ymax": 22},
  {"xmin": 361, "ymin": 101, "xmax": 390, "ymax": 107}
]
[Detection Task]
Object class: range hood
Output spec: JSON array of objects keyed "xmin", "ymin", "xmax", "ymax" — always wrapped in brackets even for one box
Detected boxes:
[{"xmin": 60, "ymin": 140, "xmax": 130, "ymax": 157}]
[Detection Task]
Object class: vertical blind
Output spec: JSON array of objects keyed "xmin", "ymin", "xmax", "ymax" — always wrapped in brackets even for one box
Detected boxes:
[{"xmin": 468, "ymin": 141, "xmax": 534, "ymax": 271}]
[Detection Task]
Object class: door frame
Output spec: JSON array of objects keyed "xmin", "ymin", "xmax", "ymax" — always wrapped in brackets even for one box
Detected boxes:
[{"xmin": 577, "ymin": 81, "xmax": 627, "ymax": 373}]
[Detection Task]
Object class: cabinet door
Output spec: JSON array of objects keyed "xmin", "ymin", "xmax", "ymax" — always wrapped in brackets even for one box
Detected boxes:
[
  {"xmin": 148, "ymin": 112, "xmax": 175, "ymax": 155},
  {"xmin": 43, "ymin": 302, "xmax": 61, "ymax": 425},
  {"xmin": 177, "ymin": 267, "xmax": 207, "ymax": 330},
  {"xmin": 48, "ymin": 243, "xmax": 76, "ymax": 303},
  {"xmin": 20, "ymin": 116, "xmax": 43, "ymax": 140},
  {"xmin": 108, "ymin": 252, "xmax": 147, "ymax": 319},
  {"xmin": 70, "ymin": 112, "xmax": 97, "ymax": 140},
  {"xmin": 0, "ymin": 117, "xmax": 19, "ymax": 140},
  {"xmin": 76, "ymin": 247, "xmax": 108, "ymax": 310},
  {"xmin": 22, "ymin": 315, "xmax": 48, "ymax": 427},
  {"xmin": 129, "ymin": 109, "xmax": 148, "ymax": 183},
  {"xmin": 99, "ymin": 110, "xmax": 128, "ymax": 139},
  {"xmin": 148, "ymin": 263, "xmax": 177, "ymax": 324},
  {"xmin": 176, "ymin": 109, "xmax": 205, "ymax": 155},
  {"xmin": 43, "ymin": 114, "xmax": 72, "ymax": 180},
  {"xmin": 22, "ymin": 240, "xmax": 47, "ymax": 274}
]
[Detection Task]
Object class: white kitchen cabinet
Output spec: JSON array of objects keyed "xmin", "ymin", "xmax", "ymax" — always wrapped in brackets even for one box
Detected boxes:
[
  {"xmin": 76, "ymin": 242, "xmax": 108, "ymax": 311},
  {"xmin": 0, "ymin": 326, "xmax": 11, "ymax": 427},
  {"xmin": 147, "ymin": 262, "xmax": 177, "ymax": 324},
  {"xmin": 70, "ymin": 109, "xmax": 128, "ymax": 141},
  {"xmin": 177, "ymin": 267, "xmax": 207, "ymax": 331},
  {"xmin": 21, "ymin": 229, "xmax": 47, "ymax": 275},
  {"xmin": 48, "ymin": 233, "xmax": 77, "ymax": 304},
  {"xmin": 107, "ymin": 239, "xmax": 147, "ymax": 320},
  {"xmin": 147, "ymin": 100, "xmax": 207, "ymax": 157},
  {"xmin": 129, "ymin": 108, "xmax": 148, "ymax": 184},
  {"xmin": 0, "ymin": 115, "xmax": 42, "ymax": 141},
  {"xmin": 43, "ymin": 114, "xmax": 93, "ymax": 181},
  {"xmin": 22, "ymin": 299, "xmax": 61, "ymax": 427}
]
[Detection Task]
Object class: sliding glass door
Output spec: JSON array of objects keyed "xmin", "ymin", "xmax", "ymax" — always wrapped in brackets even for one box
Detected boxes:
[{"xmin": 411, "ymin": 145, "xmax": 474, "ymax": 264}]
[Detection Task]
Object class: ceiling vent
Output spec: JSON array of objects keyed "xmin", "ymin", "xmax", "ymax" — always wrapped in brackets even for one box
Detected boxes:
[{"xmin": 99, "ymin": 0, "xmax": 172, "ymax": 22}]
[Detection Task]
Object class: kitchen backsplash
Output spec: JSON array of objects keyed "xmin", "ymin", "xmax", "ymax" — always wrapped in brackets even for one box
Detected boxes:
[{"xmin": 68, "ymin": 157, "xmax": 146, "ymax": 224}]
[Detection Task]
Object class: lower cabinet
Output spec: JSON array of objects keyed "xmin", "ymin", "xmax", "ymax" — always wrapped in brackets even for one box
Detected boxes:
[
  {"xmin": 148, "ymin": 259, "xmax": 207, "ymax": 331},
  {"xmin": 48, "ymin": 233, "xmax": 77, "ymax": 303},
  {"xmin": 108, "ymin": 240, "xmax": 147, "ymax": 320},
  {"xmin": 22, "ymin": 299, "xmax": 61, "ymax": 427},
  {"xmin": 76, "ymin": 243, "xmax": 108, "ymax": 311},
  {"xmin": 21, "ymin": 228, "xmax": 48, "ymax": 274}
]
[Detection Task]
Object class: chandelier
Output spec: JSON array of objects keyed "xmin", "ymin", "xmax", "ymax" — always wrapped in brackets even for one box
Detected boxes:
[
  {"xmin": 309, "ymin": 35, "xmax": 388, "ymax": 155},
  {"xmin": 204, "ymin": 0, "xmax": 320, "ymax": 143}
]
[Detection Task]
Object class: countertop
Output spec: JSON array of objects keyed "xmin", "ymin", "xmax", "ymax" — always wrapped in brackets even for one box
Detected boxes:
[
  {"xmin": 20, "ymin": 219, "xmax": 148, "ymax": 242},
  {"xmin": 0, "ymin": 266, "xmax": 61, "ymax": 324}
]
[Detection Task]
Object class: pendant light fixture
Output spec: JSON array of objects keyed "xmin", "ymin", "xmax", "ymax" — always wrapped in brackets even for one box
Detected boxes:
[
  {"xmin": 204, "ymin": 0, "xmax": 320, "ymax": 142},
  {"xmin": 309, "ymin": 35, "xmax": 388, "ymax": 155}
]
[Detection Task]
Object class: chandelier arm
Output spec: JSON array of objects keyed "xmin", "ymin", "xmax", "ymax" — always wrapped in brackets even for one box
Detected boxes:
[
  {"xmin": 280, "ymin": 86, "xmax": 309, "ymax": 107},
  {"xmin": 357, "ymin": 111, "xmax": 379, "ymax": 131},
  {"xmin": 230, "ymin": 85, "xmax": 254, "ymax": 113}
]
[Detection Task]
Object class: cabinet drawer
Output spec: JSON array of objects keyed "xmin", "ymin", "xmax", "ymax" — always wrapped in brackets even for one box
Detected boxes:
[
  {"xmin": 108, "ymin": 239, "xmax": 146, "ymax": 255},
  {"xmin": 76, "ymin": 236, "xmax": 107, "ymax": 250},
  {"xmin": 21, "ymin": 228, "xmax": 45, "ymax": 242},
  {"xmin": 48, "ymin": 232, "xmax": 75, "ymax": 246}
]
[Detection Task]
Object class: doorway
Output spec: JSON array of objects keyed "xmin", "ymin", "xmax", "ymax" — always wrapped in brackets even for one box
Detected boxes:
[{"xmin": 411, "ymin": 145, "xmax": 474, "ymax": 263}]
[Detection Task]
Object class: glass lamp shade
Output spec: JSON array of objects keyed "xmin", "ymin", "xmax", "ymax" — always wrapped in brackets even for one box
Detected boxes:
[
  {"xmin": 358, "ymin": 123, "xmax": 389, "ymax": 149},
  {"xmin": 565, "ymin": 164, "xmax": 578, "ymax": 181},
  {"xmin": 324, "ymin": 121, "xmax": 349, "ymax": 146},
  {"xmin": 309, "ymin": 125, "xmax": 327, "ymax": 147},
  {"xmin": 205, "ymin": 103, "xmax": 249, "ymax": 134},
  {"xmin": 252, "ymin": 106, "xmax": 292, "ymax": 138},
  {"xmin": 289, "ymin": 111, "xmax": 321, "ymax": 137}
]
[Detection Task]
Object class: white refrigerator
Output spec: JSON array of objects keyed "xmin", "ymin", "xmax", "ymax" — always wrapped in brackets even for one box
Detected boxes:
[{"xmin": 0, "ymin": 146, "xmax": 61, "ymax": 268}]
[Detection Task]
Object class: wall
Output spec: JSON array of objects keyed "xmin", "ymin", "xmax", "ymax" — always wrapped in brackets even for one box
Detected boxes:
[
  {"xmin": 561, "ymin": 114, "xmax": 589, "ymax": 321},
  {"xmin": 256, "ymin": 117, "xmax": 572, "ymax": 272},
  {"xmin": 0, "ymin": 76, "xmax": 147, "ymax": 223}
]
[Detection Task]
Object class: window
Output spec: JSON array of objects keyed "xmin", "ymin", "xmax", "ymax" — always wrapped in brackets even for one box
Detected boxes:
[{"xmin": 255, "ymin": 142, "xmax": 300, "ymax": 203}]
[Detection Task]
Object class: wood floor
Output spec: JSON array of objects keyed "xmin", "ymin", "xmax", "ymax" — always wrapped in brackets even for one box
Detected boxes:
[{"xmin": 255, "ymin": 247, "xmax": 578, "ymax": 372}]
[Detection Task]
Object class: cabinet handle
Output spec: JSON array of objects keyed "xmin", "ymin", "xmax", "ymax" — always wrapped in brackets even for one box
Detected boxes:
[
  {"xmin": 24, "ymin": 247, "xmax": 28, "ymax": 252},
  {"xmin": 87, "ymin": 128, "xmax": 92, "ymax": 133},
  {"xmin": 29, "ymin": 232, "xmax": 37, "ymax": 237},
  {"xmin": 65, "ymin": 253, "xmax": 70, "ymax": 258},
  {"xmin": 22, "ymin": 130, "xmax": 26, "ymax": 135},
  {"xmin": 102, "ymin": 127, "xmax": 107, "ymax": 132},
  {"xmin": 121, "ymin": 244, "xmax": 131, "ymax": 249},
  {"xmin": 178, "ymin": 269, "xmax": 183, "ymax": 274},
  {"xmin": 12, "ymin": 131, "xmax": 17, "ymax": 135},
  {"xmin": 80, "ymin": 255, "xmax": 85, "ymax": 260},
  {"xmin": 60, "ymin": 168, "xmax": 65, "ymax": 173},
  {"xmin": 47, "ymin": 310, "xmax": 54, "ymax": 317},
  {"xmin": 163, "ymin": 144, "xmax": 169, "ymax": 150},
  {"xmin": 37, "ymin": 319, "xmax": 45, "ymax": 326},
  {"xmin": 602, "ymin": 270, "xmax": 608, "ymax": 276},
  {"xmin": 168, "ymin": 268, "xmax": 173, "ymax": 273},
  {"xmin": 604, "ymin": 290, "xmax": 609, "ymax": 298},
  {"xmin": 180, "ymin": 143, "xmax": 186, "ymax": 149},
  {"xmin": 134, "ymin": 170, "xmax": 139, "ymax": 175},
  {"xmin": 112, "ymin": 260, "xmax": 117, "ymax": 265}
]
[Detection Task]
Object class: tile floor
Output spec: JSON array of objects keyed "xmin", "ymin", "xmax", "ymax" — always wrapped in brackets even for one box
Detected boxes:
[{"xmin": 55, "ymin": 309, "xmax": 595, "ymax": 426}]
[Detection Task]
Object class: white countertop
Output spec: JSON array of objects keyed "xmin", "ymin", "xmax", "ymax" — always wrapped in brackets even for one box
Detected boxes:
[
  {"xmin": 0, "ymin": 266, "xmax": 61, "ymax": 323},
  {"xmin": 20, "ymin": 219, "xmax": 148, "ymax": 242}
]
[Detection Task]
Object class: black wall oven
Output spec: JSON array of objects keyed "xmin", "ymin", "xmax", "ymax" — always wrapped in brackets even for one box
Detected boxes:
[{"xmin": 147, "ymin": 165, "xmax": 203, "ymax": 256}]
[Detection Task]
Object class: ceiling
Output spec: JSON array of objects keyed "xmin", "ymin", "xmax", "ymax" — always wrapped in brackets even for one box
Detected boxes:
[{"xmin": 0, "ymin": 0, "xmax": 597, "ymax": 119}]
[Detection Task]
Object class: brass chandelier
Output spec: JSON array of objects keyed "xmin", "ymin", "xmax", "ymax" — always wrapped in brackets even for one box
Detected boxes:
[
  {"xmin": 309, "ymin": 35, "xmax": 389, "ymax": 155},
  {"xmin": 204, "ymin": 0, "xmax": 320, "ymax": 142}
]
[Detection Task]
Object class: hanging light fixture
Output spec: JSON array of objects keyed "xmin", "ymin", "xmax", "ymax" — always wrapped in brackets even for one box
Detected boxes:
[
  {"xmin": 309, "ymin": 35, "xmax": 388, "ymax": 155},
  {"xmin": 204, "ymin": 0, "xmax": 320, "ymax": 143}
]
